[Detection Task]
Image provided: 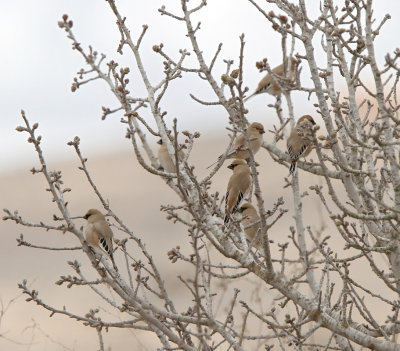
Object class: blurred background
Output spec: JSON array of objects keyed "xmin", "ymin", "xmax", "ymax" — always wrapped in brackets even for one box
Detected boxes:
[{"xmin": 1, "ymin": 0, "xmax": 400, "ymax": 349}]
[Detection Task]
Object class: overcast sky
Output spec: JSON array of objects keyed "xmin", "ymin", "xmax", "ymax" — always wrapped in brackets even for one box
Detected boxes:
[{"xmin": 1, "ymin": 0, "xmax": 399, "ymax": 173}]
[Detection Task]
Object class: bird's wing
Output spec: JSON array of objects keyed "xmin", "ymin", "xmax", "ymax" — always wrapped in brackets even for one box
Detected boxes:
[
  {"xmin": 227, "ymin": 134, "xmax": 247, "ymax": 155},
  {"xmin": 93, "ymin": 221, "xmax": 113, "ymax": 254},
  {"xmin": 224, "ymin": 189, "xmax": 244, "ymax": 225},
  {"xmin": 288, "ymin": 143, "xmax": 307, "ymax": 162},
  {"xmin": 255, "ymin": 74, "xmax": 272, "ymax": 94},
  {"xmin": 100, "ymin": 237, "xmax": 111, "ymax": 255},
  {"xmin": 232, "ymin": 191, "xmax": 244, "ymax": 214}
]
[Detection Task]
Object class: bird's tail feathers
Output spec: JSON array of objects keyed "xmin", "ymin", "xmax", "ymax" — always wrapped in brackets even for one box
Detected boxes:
[
  {"xmin": 244, "ymin": 93, "xmax": 255, "ymax": 102},
  {"xmin": 289, "ymin": 162, "xmax": 296, "ymax": 175},
  {"xmin": 110, "ymin": 253, "xmax": 118, "ymax": 271},
  {"xmin": 206, "ymin": 154, "xmax": 223, "ymax": 169},
  {"xmin": 100, "ymin": 238, "xmax": 118, "ymax": 271},
  {"xmin": 224, "ymin": 214, "xmax": 230, "ymax": 226}
]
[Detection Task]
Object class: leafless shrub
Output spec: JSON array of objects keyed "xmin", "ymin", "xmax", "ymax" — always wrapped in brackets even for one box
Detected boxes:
[{"xmin": 4, "ymin": 1, "xmax": 400, "ymax": 350}]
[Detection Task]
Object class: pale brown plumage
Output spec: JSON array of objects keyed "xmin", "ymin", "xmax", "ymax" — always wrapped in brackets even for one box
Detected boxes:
[
  {"xmin": 84, "ymin": 209, "xmax": 117, "ymax": 269},
  {"xmin": 157, "ymin": 138, "xmax": 185, "ymax": 173},
  {"xmin": 246, "ymin": 57, "xmax": 297, "ymax": 101},
  {"xmin": 239, "ymin": 202, "xmax": 261, "ymax": 247},
  {"xmin": 224, "ymin": 159, "xmax": 252, "ymax": 224},
  {"xmin": 208, "ymin": 122, "xmax": 265, "ymax": 168},
  {"xmin": 287, "ymin": 115, "xmax": 316, "ymax": 175}
]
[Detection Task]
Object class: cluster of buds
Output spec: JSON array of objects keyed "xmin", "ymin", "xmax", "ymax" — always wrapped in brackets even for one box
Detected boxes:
[
  {"xmin": 318, "ymin": 69, "xmax": 332, "ymax": 79},
  {"xmin": 16, "ymin": 121, "xmax": 41, "ymax": 145},
  {"xmin": 122, "ymin": 111, "xmax": 139, "ymax": 126},
  {"xmin": 102, "ymin": 106, "xmax": 112, "ymax": 120},
  {"xmin": 70, "ymin": 48, "xmax": 103, "ymax": 92},
  {"xmin": 284, "ymin": 313, "xmax": 296, "ymax": 325},
  {"xmin": 333, "ymin": 100, "xmax": 353, "ymax": 117},
  {"xmin": 167, "ymin": 246, "xmax": 181, "ymax": 263},
  {"xmin": 16, "ymin": 122, "xmax": 38, "ymax": 133},
  {"xmin": 49, "ymin": 170, "xmax": 64, "ymax": 186},
  {"xmin": 113, "ymin": 238, "xmax": 128, "ymax": 248},
  {"xmin": 152, "ymin": 43, "xmax": 164, "ymax": 53},
  {"xmin": 268, "ymin": 11, "xmax": 291, "ymax": 31},
  {"xmin": 71, "ymin": 77, "xmax": 79, "ymax": 92},
  {"xmin": 57, "ymin": 14, "xmax": 73, "ymax": 31},
  {"xmin": 86, "ymin": 48, "xmax": 99, "ymax": 65},
  {"xmin": 182, "ymin": 130, "xmax": 200, "ymax": 139},
  {"xmin": 309, "ymin": 184, "xmax": 323, "ymax": 195},
  {"xmin": 330, "ymin": 214, "xmax": 349, "ymax": 229},
  {"xmin": 182, "ymin": 306, "xmax": 195, "ymax": 317},
  {"xmin": 329, "ymin": 27, "xmax": 346, "ymax": 37},
  {"xmin": 221, "ymin": 73, "xmax": 235, "ymax": 88},
  {"xmin": 318, "ymin": 130, "xmax": 338, "ymax": 148},
  {"xmin": 131, "ymin": 260, "xmax": 144, "ymax": 271},
  {"xmin": 67, "ymin": 136, "xmax": 81, "ymax": 147},
  {"xmin": 121, "ymin": 66, "xmax": 130, "ymax": 76},
  {"xmin": 230, "ymin": 68, "xmax": 240, "ymax": 79},
  {"xmin": 182, "ymin": 130, "xmax": 201, "ymax": 145},
  {"xmin": 55, "ymin": 275, "xmax": 84, "ymax": 288},
  {"xmin": 19, "ymin": 279, "xmax": 39, "ymax": 302},
  {"xmin": 255, "ymin": 58, "xmax": 268, "ymax": 72},
  {"xmin": 226, "ymin": 97, "xmax": 249, "ymax": 114},
  {"xmin": 221, "ymin": 68, "xmax": 242, "ymax": 88},
  {"xmin": 221, "ymin": 68, "xmax": 250, "ymax": 114},
  {"xmin": 107, "ymin": 60, "xmax": 119, "ymax": 71},
  {"xmin": 116, "ymin": 66, "xmax": 131, "ymax": 95},
  {"xmin": 84, "ymin": 308, "xmax": 100, "ymax": 320}
]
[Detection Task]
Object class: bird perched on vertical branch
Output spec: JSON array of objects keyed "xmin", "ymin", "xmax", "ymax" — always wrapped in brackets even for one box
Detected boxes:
[
  {"xmin": 239, "ymin": 202, "xmax": 261, "ymax": 248},
  {"xmin": 287, "ymin": 115, "xmax": 316, "ymax": 175},
  {"xmin": 245, "ymin": 57, "xmax": 298, "ymax": 101},
  {"xmin": 224, "ymin": 159, "xmax": 252, "ymax": 225},
  {"xmin": 157, "ymin": 137, "xmax": 185, "ymax": 173},
  {"xmin": 208, "ymin": 122, "xmax": 265, "ymax": 168},
  {"xmin": 84, "ymin": 209, "xmax": 117, "ymax": 270}
]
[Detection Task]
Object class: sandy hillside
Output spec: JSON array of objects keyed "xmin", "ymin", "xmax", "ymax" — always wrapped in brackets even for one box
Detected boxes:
[{"xmin": 0, "ymin": 137, "xmax": 393, "ymax": 350}]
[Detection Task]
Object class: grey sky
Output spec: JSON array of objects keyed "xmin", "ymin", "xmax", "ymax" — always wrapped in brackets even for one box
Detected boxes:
[{"xmin": 1, "ymin": 0, "xmax": 399, "ymax": 173}]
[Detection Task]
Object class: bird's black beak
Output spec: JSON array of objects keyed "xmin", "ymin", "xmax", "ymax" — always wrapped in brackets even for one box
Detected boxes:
[
  {"xmin": 83, "ymin": 214, "xmax": 89, "ymax": 220},
  {"xmin": 157, "ymin": 139, "xmax": 163, "ymax": 145},
  {"xmin": 227, "ymin": 164, "xmax": 234, "ymax": 170},
  {"xmin": 260, "ymin": 129, "xmax": 265, "ymax": 134},
  {"xmin": 238, "ymin": 207, "xmax": 245, "ymax": 213}
]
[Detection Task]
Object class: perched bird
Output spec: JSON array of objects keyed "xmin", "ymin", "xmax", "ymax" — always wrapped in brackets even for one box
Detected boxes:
[
  {"xmin": 84, "ymin": 209, "xmax": 117, "ymax": 269},
  {"xmin": 239, "ymin": 202, "xmax": 261, "ymax": 247},
  {"xmin": 245, "ymin": 57, "xmax": 297, "ymax": 101},
  {"xmin": 157, "ymin": 138, "xmax": 185, "ymax": 173},
  {"xmin": 287, "ymin": 115, "xmax": 316, "ymax": 175},
  {"xmin": 208, "ymin": 122, "xmax": 265, "ymax": 168},
  {"xmin": 224, "ymin": 159, "xmax": 252, "ymax": 224}
]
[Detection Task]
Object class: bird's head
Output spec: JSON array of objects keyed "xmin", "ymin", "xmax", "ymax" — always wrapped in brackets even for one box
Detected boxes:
[
  {"xmin": 287, "ymin": 56, "xmax": 298, "ymax": 66},
  {"xmin": 84, "ymin": 209, "xmax": 102, "ymax": 220},
  {"xmin": 227, "ymin": 159, "xmax": 247, "ymax": 170},
  {"xmin": 158, "ymin": 135, "xmax": 176, "ymax": 145},
  {"xmin": 248, "ymin": 122, "xmax": 265, "ymax": 135},
  {"xmin": 239, "ymin": 202, "xmax": 254, "ymax": 213},
  {"xmin": 297, "ymin": 115, "xmax": 316, "ymax": 126}
]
